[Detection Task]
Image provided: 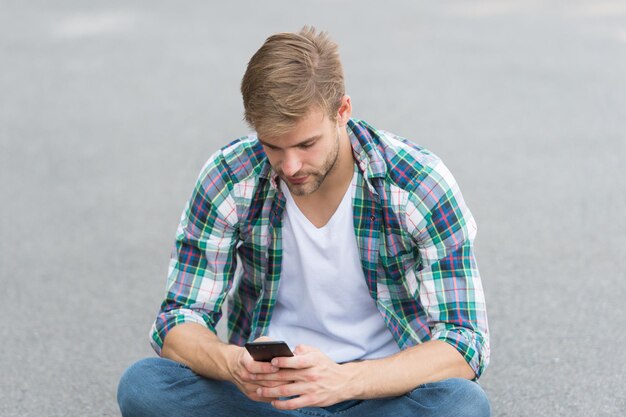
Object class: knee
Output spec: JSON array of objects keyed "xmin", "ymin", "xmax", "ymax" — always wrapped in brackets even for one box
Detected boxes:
[
  {"xmin": 117, "ymin": 357, "xmax": 181, "ymax": 417},
  {"xmin": 442, "ymin": 378, "xmax": 491, "ymax": 417}
]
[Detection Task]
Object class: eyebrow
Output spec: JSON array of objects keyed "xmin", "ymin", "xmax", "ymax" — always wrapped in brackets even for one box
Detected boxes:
[{"xmin": 258, "ymin": 134, "xmax": 322, "ymax": 150}]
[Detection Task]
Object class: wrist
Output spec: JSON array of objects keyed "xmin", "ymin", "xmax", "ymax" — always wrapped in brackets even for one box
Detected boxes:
[
  {"xmin": 341, "ymin": 361, "xmax": 366, "ymax": 400},
  {"xmin": 196, "ymin": 334, "xmax": 240, "ymax": 382},
  {"xmin": 221, "ymin": 344, "xmax": 243, "ymax": 382}
]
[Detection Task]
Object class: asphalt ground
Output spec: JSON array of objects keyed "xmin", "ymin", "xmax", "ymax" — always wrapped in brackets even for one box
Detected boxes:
[{"xmin": 1, "ymin": 1, "xmax": 625, "ymax": 416}]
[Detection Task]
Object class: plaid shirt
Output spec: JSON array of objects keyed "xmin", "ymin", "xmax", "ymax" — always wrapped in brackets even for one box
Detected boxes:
[{"xmin": 150, "ymin": 119, "xmax": 490, "ymax": 377}]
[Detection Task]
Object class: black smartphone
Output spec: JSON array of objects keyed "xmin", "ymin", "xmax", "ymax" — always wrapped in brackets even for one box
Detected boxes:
[{"xmin": 244, "ymin": 341, "xmax": 294, "ymax": 362}]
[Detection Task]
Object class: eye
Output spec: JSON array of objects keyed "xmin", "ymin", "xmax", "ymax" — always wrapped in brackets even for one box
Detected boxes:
[{"xmin": 299, "ymin": 142, "xmax": 315, "ymax": 149}]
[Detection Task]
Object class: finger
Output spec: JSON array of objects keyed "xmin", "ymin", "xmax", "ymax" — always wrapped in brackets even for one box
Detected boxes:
[
  {"xmin": 251, "ymin": 369, "xmax": 302, "ymax": 382},
  {"xmin": 239, "ymin": 383, "xmax": 273, "ymax": 403},
  {"xmin": 293, "ymin": 344, "xmax": 317, "ymax": 355},
  {"xmin": 271, "ymin": 394, "xmax": 317, "ymax": 411},
  {"xmin": 253, "ymin": 336, "xmax": 275, "ymax": 343},
  {"xmin": 241, "ymin": 351, "xmax": 280, "ymax": 374},
  {"xmin": 256, "ymin": 380, "xmax": 291, "ymax": 388},
  {"xmin": 247, "ymin": 393, "xmax": 274, "ymax": 403},
  {"xmin": 245, "ymin": 360, "xmax": 279, "ymax": 374},
  {"xmin": 257, "ymin": 381, "xmax": 308, "ymax": 399},
  {"xmin": 271, "ymin": 352, "xmax": 314, "ymax": 370}
]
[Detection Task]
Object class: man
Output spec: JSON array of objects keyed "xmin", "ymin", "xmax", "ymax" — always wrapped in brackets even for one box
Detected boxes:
[{"xmin": 118, "ymin": 27, "xmax": 490, "ymax": 417}]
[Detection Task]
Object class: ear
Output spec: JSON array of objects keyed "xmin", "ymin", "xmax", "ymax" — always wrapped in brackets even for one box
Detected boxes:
[{"xmin": 336, "ymin": 95, "xmax": 352, "ymax": 127}]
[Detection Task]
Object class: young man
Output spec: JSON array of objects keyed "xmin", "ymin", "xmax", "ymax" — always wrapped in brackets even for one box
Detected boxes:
[{"xmin": 118, "ymin": 27, "xmax": 491, "ymax": 417}]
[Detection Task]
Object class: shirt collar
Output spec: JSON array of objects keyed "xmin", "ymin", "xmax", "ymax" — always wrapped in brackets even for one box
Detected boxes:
[{"xmin": 347, "ymin": 118, "xmax": 387, "ymax": 180}]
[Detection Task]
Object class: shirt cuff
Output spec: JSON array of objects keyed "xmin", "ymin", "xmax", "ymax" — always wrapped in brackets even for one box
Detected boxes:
[
  {"xmin": 150, "ymin": 308, "xmax": 217, "ymax": 355},
  {"xmin": 431, "ymin": 327, "xmax": 490, "ymax": 378}
]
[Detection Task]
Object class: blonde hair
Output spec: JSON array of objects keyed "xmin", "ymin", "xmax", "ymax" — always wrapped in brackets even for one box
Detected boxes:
[{"xmin": 241, "ymin": 26, "xmax": 345, "ymax": 136}]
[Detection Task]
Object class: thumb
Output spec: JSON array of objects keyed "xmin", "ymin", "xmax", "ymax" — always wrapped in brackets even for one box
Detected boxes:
[
  {"xmin": 253, "ymin": 336, "xmax": 275, "ymax": 342},
  {"xmin": 293, "ymin": 344, "xmax": 317, "ymax": 355}
]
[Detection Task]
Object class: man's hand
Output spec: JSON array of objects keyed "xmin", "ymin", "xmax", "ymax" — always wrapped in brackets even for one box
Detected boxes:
[
  {"xmin": 228, "ymin": 337, "xmax": 291, "ymax": 402},
  {"xmin": 253, "ymin": 344, "xmax": 355, "ymax": 410},
  {"xmin": 164, "ymin": 323, "xmax": 475, "ymax": 408}
]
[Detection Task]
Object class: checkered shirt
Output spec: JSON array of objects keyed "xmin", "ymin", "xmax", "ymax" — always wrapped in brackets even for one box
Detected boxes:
[{"xmin": 150, "ymin": 119, "xmax": 490, "ymax": 377}]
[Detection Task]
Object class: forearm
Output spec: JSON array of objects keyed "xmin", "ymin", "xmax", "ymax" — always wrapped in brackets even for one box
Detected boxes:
[
  {"xmin": 161, "ymin": 322, "xmax": 239, "ymax": 382},
  {"xmin": 344, "ymin": 340, "xmax": 475, "ymax": 399}
]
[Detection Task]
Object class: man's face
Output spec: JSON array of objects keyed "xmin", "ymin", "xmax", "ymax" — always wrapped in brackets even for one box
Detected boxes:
[{"xmin": 258, "ymin": 108, "xmax": 340, "ymax": 196}]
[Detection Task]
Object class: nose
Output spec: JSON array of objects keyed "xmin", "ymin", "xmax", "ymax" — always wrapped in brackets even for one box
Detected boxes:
[{"xmin": 281, "ymin": 150, "xmax": 302, "ymax": 177}]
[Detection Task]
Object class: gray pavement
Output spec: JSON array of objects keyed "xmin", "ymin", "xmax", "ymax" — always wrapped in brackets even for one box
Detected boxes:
[{"xmin": 1, "ymin": 1, "xmax": 625, "ymax": 416}]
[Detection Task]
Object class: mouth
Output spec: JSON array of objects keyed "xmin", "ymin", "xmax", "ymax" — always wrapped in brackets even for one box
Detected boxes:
[{"xmin": 286, "ymin": 175, "xmax": 309, "ymax": 185}]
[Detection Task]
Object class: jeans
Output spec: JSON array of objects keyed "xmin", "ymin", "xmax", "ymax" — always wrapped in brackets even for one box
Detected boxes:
[{"xmin": 118, "ymin": 357, "xmax": 491, "ymax": 417}]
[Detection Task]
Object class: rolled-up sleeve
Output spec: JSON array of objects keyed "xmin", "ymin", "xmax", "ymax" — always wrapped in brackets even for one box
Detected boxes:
[
  {"xmin": 150, "ymin": 152, "xmax": 239, "ymax": 355},
  {"xmin": 407, "ymin": 159, "xmax": 490, "ymax": 377}
]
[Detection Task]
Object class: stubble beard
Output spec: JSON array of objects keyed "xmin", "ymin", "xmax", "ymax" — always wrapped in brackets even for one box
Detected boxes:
[{"xmin": 282, "ymin": 132, "xmax": 341, "ymax": 197}]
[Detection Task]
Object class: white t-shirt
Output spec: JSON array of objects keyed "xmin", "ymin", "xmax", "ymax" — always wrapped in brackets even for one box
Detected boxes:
[{"xmin": 267, "ymin": 173, "xmax": 400, "ymax": 363}]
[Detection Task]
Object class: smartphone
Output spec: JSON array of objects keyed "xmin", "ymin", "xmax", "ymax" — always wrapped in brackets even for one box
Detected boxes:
[{"xmin": 244, "ymin": 341, "xmax": 294, "ymax": 362}]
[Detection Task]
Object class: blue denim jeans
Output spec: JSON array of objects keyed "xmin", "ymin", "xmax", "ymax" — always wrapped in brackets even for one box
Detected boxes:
[{"xmin": 118, "ymin": 357, "xmax": 490, "ymax": 417}]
